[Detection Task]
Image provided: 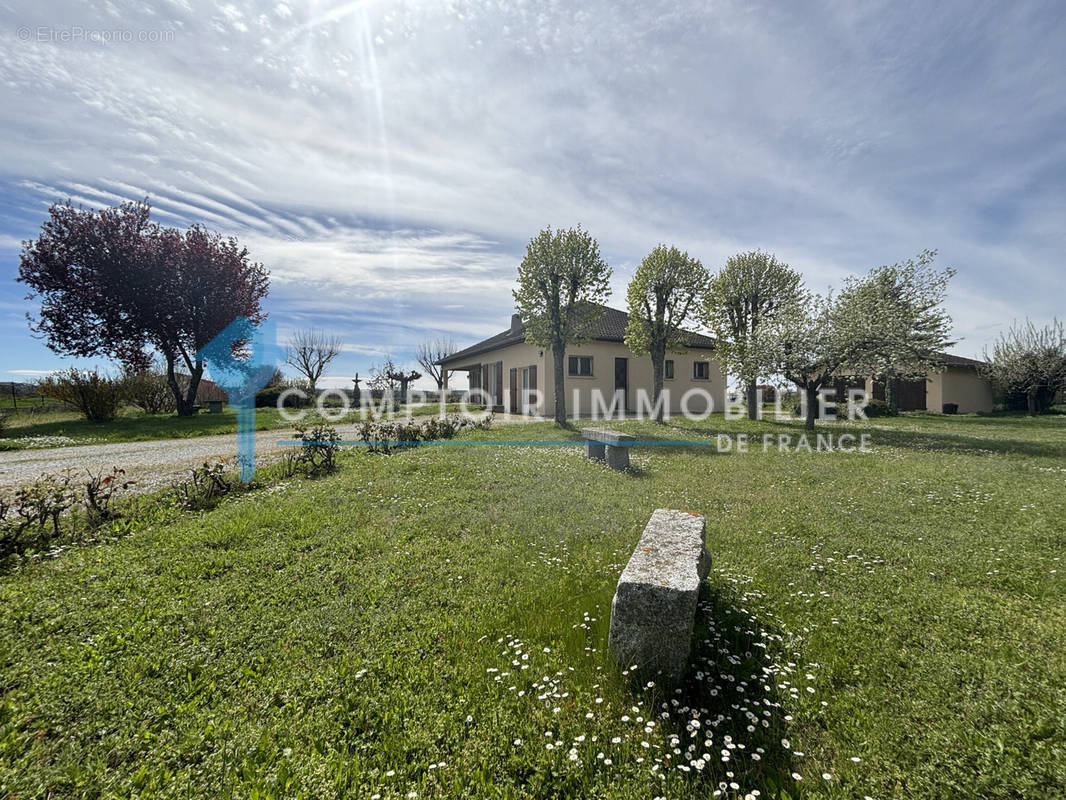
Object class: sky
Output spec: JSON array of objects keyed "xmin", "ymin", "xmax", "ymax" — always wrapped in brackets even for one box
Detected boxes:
[{"xmin": 1, "ymin": 0, "xmax": 1064, "ymax": 390}]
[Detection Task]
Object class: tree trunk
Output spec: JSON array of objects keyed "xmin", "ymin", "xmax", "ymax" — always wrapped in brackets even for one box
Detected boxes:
[
  {"xmin": 163, "ymin": 353, "xmax": 193, "ymax": 417},
  {"xmin": 746, "ymin": 380, "xmax": 759, "ymax": 420},
  {"xmin": 651, "ymin": 347, "xmax": 665, "ymax": 424},
  {"xmin": 804, "ymin": 385, "xmax": 818, "ymax": 431},
  {"xmin": 180, "ymin": 361, "xmax": 204, "ymax": 417},
  {"xmin": 552, "ymin": 344, "xmax": 566, "ymax": 425},
  {"xmin": 884, "ymin": 370, "xmax": 899, "ymax": 416}
]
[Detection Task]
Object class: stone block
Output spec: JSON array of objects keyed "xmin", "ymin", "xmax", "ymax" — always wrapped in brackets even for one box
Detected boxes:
[
  {"xmin": 605, "ymin": 444, "xmax": 629, "ymax": 470},
  {"xmin": 608, "ymin": 509, "xmax": 711, "ymax": 682}
]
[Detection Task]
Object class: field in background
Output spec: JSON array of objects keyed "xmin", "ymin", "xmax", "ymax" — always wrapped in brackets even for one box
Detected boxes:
[{"xmin": 1, "ymin": 413, "xmax": 1064, "ymax": 798}]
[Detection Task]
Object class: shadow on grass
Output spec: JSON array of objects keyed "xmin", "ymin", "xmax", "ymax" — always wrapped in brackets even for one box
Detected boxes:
[
  {"xmin": 856, "ymin": 426, "xmax": 1066, "ymax": 457},
  {"xmin": 699, "ymin": 416, "xmax": 1066, "ymax": 459},
  {"xmin": 625, "ymin": 581, "xmax": 799, "ymax": 797}
]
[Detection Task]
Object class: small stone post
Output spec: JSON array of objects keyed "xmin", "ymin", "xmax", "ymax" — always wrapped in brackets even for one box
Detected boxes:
[{"xmin": 608, "ymin": 509, "xmax": 711, "ymax": 682}]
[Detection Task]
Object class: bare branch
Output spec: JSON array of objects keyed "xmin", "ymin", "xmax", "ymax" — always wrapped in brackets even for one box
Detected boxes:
[
  {"xmin": 285, "ymin": 329, "xmax": 342, "ymax": 395},
  {"xmin": 415, "ymin": 337, "xmax": 457, "ymax": 390}
]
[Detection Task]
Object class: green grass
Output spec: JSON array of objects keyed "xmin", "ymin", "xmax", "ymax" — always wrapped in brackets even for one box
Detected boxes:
[
  {"xmin": 1, "ymin": 413, "xmax": 1064, "ymax": 798},
  {"xmin": 0, "ymin": 395, "xmax": 50, "ymax": 409},
  {"xmin": 0, "ymin": 403, "xmax": 475, "ymax": 449},
  {"xmin": 0, "ymin": 407, "xmax": 290, "ymax": 448}
]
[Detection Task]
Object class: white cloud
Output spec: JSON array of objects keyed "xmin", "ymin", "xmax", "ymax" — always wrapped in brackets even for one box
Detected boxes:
[{"xmin": 0, "ymin": 0, "xmax": 1063, "ymax": 381}]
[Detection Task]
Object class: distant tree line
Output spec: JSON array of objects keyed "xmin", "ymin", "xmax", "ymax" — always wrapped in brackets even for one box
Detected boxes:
[{"xmin": 17, "ymin": 200, "xmax": 1062, "ymax": 424}]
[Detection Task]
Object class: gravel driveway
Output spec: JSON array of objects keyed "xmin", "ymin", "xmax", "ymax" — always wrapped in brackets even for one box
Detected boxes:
[{"xmin": 0, "ymin": 429, "xmax": 313, "ymax": 493}]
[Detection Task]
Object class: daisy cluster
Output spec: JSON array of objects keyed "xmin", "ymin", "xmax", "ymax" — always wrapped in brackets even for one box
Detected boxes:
[
  {"xmin": 8, "ymin": 434, "xmax": 92, "ymax": 448},
  {"xmin": 478, "ymin": 570, "xmax": 863, "ymax": 798}
]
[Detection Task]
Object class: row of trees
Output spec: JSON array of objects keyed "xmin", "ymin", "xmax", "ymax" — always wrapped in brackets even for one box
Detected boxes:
[
  {"xmin": 19, "ymin": 201, "xmax": 1059, "ymax": 422},
  {"xmin": 512, "ymin": 226, "xmax": 958, "ymax": 428},
  {"xmin": 354, "ymin": 340, "xmax": 459, "ymax": 405}
]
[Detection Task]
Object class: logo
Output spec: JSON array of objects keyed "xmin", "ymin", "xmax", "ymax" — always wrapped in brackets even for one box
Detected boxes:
[{"xmin": 197, "ymin": 318, "xmax": 284, "ymax": 482}]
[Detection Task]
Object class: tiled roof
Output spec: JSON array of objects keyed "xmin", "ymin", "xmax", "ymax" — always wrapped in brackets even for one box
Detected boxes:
[
  {"xmin": 438, "ymin": 304, "xmax": 715, "ymax": 366},
  {"xmin": 940, "ymin": 353, "xmax": 985, "ymax": 368}
]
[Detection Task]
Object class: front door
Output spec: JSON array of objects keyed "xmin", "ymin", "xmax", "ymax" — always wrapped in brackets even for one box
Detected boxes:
[
  {"xmin": 526, "ymin": 365, "xmax": 537, "ymax": 414},
  {"xmin": 614, "ymin": 357, "xmax": 628, "ymax": 415}
]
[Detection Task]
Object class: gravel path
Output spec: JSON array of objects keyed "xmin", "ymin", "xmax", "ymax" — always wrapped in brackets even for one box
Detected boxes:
[
  {"xmin": 0, "ymin": 429, "xmax": 312, "ymax": 493},
  {"xmin": 0, "ymin": 413, "xmax": 534, "ymax": 492}
]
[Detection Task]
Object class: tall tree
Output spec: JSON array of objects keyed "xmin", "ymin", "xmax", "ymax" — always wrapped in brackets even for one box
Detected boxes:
[
  {"xmin": 838, "ymin": 250, "xmax": 955, "ymax": 415},
  {"xmin": 513, "ymin": 226, "xmax": 612, "ymax": 424},
  {"xmin": 624, "ymin": 244, "xmax": 708, "ymax": 422},
  {"xmin": 752, "ymin": 290, "xmax": 854, "ymax": 430},
  {"xmin": 416, "ymin": 337, "xmax": 457, "ymax": 391},
  {"xmin": 18, "ymin": 200, "xmax": 269, "ymax": 416},
  {"xmin": 285, "ymin": 329, "xmax": 342, "ymax": 396},
  {"xmin": 703, "ymin": 251, "xmax": 803, "ymax": 419},
  {"xmin": 981, "ymin": 319, "xmax": 1066, "ymax": 415}
]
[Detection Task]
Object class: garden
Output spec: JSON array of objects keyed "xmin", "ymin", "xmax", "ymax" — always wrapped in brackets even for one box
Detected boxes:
[{"xmin": 1, "ymin": 411, "xmax": 1063, "ymax": 799}]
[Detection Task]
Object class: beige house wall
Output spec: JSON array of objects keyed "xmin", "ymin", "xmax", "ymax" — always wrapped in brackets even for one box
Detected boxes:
[
  {"xmin": 448, "ymin": 339, "xmax": 726, "ymax": 417},
  {"xmin": 926, "ymin": 372, "xmax": 943, "ymax": 412},
  {"xmin": 448, "ymin": 340, "xmax": 549, "ymax": 415},
  {"xmin": 927, "ymin": 367, "xmax": 994, "ymax": 414},
  {"xmin": 541, "ymin": 340, "xmax": 726, "ymax": 417}
]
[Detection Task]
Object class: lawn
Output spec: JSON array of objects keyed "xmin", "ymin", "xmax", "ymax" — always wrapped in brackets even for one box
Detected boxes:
[
  {"xmin": 0, "ymin": 403, "xmax": 473, "ymax": 449},
  {"xmin": 1, "ymin": 413, "xmax": 1064, "ymax": 798}
]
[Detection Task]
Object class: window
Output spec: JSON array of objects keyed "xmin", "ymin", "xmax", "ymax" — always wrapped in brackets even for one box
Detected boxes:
[
  {"xmin": 664, "ymin": 360, "xmax": 675, "ymax": 380},
  {"xmin": 568, "ymin": 355, "xmax": 593, "ymax": 377},
  {"xmin": 693, "ymin": 361, "xmax": 710, "ymax": 380}
]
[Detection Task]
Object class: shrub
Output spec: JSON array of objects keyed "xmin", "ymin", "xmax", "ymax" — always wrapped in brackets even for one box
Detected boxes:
[
  {"xmin": 358, "ymin": 413, "xmax": 492, "ymax": 454},
  {"xmin": 255, "ymin": 387, "xmax": 310, "ymax": 408},
  {"xmin": 861, "ymin": 398, "xmax": 892, "ymax": 418},
  {"xmin": 122, "ymin": 366, "xmax": 176, "ymax": 414},
  {"xmin": 176, "ymin": 461, "xmax": 239, "ymax": 510},
  {"xmin": 84, "ymin": 467, "xmax": 135, "ymax": 523},
  {"xmin": 37, "ymin": 368, "xmax": 125, "ymax": 421},
  {"xmin": 0, "ymin": 474, "xmax": 77, "ymax": 558},
  {"xmin": 288, "ymin": 422, "xmax": 342, "ymax": 475},
  {"xmin": 791, "ymin": 397, "xmax": 891, "ymax": 419}
]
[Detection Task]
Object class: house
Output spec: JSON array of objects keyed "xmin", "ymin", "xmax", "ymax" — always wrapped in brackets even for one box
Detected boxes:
[
  {"xmin": 195, "ymin": 377, "xmax": 228, "ymax": 404},
  {"xmin": 176, "ymin": 374, "xmax": 228, "ymax": 404},
  {"xmin": 436, "ymin": 305, "xmax": 726, "ymax": 417},
  {"xmin": 862, "ymin": 354, "xmax": 994, "ymax": 414}
]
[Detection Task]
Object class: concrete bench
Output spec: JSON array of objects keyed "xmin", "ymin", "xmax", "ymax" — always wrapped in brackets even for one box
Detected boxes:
[
  {"xmin": 608, "ymin": 509, "xmax": 711, "ymax": 682},
  {"xmin": 581, "ymin": 427, "xmax": 636, "ymax": 470}
]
